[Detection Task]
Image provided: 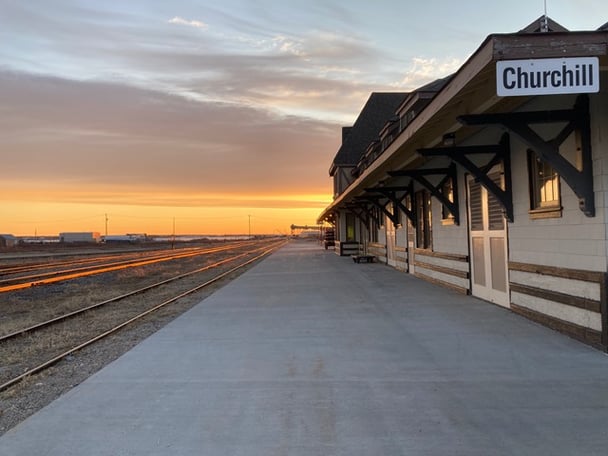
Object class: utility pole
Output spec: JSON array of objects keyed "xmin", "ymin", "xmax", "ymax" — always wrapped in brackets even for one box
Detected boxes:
[
  {"xmin": 248, "ymin": 215, "xmax": 251, "ymax": 240},
  {"xmin": 105, "ymin": 213, "xmax": 108, "ymax": 237},
  {"xmin": 172, "ymin": 217, "xmax": 175, "ymax": 249}
]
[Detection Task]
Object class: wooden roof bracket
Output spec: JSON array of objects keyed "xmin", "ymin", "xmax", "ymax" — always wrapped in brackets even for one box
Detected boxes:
[
  {"xmin": 388, "ymin": 164, "xmax": 460, "ymax": 225},
  {"xmin": 345, "ymin": 203, "xmax": 374, "ymax": 229},
  {"xmin": 458, "ymin": 94, "xmax": 594, "ymax": 217},
  {"xmin": 354, "ymin": 195, "xmax": 398, "ymax": 227},
  {"xmin": 364, "ymin": 183, "xmax": 417, "ymax": 227},
  {"xmin": 417, "ymin": 134, "xmax": 512, "ymax": 222}
]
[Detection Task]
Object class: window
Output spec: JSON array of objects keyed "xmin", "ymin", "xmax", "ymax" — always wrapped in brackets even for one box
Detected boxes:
[
  {"xmin": 345, "ymin": 213, "xmax": 356, "ymax": 241},
  {"xmin": 527, "ymin": 150, "xmax": 561, "ymax": 218},
  {"xmin": 369, "ymin": 206, "xmax": 379, "ymax": 243},
  {"xmin": 415, "ymin": 190, "xmax": 432, "ymax": 249},
  {"xmin": 441, "ymin": 177, "xmax": 455, "ymax": 223}
]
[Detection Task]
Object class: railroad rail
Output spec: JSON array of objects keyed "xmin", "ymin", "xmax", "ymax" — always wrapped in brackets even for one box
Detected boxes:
[
  {"xmin": 0, "ymin": 239, "xmax": 286, "ymax": 392},
  {"xmin": 0, "ymin": 249, "xmax": 174, "ymax": 275},
  {"xmin": 0, "ymin": 241, "xmax": 257, "ymax": 293}
]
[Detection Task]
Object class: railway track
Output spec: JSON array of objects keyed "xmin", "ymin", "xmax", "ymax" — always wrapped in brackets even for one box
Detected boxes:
[
  {"xmin": 0, "ymin": 239, "xmax": 286, "ymax": 393},
  {"xmin": 0, "ymin": 241, "xmax": 256, "ymax": 293},
  {"xmin": 0, "ymin": 247, "xmax": 185, "ymax": 275}
]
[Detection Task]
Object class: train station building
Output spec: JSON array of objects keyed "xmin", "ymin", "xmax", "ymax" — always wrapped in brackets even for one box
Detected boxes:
[{"xmin": 319, "ymin": 17, "xmax": 608, "ymax": 350}]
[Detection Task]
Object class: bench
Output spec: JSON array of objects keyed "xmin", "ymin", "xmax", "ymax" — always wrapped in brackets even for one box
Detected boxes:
[{"xmin": 352, "ymin": 255, "xmax": 375, "ymax": 263}]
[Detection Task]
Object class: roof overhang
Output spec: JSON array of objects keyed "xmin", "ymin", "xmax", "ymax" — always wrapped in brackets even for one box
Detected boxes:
[{"xmin": 318, "ymin": 30, "xmax": 608, "ymax": 223}]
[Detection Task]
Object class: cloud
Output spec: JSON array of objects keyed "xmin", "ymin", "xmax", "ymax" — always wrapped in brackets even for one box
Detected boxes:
[
  {"xmin": 0, "ymin": 2, "xmax": 470, "ymax": 215},
  {"xmin": 3, "ymin": 187, "xmax": 331, "ymax": 210},
  {"xmin": 272, "ymin": 35, "xmax": 306, "ymax": 57},
  {"xmin": 168, "ymin": 16, "xmax": 208, "ymax": 29},
  {"xmin": 0, "ymin": 70, "xmax": 340, "ymax": 205},
  {"xmin": 394, "ymin": 56, "xmax": 464, "ymax": 90}
]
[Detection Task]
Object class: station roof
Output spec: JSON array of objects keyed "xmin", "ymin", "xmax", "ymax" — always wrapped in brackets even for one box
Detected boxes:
[{"xmin": 329, "ymin": 92, "xmax": 407, "ymax": 174}]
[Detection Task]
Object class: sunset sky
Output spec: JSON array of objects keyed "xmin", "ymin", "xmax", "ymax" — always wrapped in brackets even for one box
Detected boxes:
[{"xmin": 2, "ymin": 1, "xmax": 607, "ymax": 236}]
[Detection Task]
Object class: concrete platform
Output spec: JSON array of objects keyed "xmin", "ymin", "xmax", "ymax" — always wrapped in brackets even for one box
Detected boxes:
[{"xmin": 2, "ymin": 241, "xmax": 608, "ymax": 455}]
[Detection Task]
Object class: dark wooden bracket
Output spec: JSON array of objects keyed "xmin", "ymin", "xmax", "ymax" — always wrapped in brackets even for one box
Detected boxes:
[
  {"xmin": 345, "ymin": 203, "xmax": 375, "ymax": 229},
  {"xmin": 458, "ymin": 94, "xmax": 594, "ymax": 217},
  {"xmin": 417, "ymin": 134, "xmax": 512, "ymax": 222},
  {"xmin": 388, "ymin": 163, "xmax": 460, "ymax": 225},
  {"xmin": 364, "ymin": 184, "xmax": 416, "ymax": 227},
  {"xmin": 354, "ymin": 195, "xmax": 397, "ymax": 227}
]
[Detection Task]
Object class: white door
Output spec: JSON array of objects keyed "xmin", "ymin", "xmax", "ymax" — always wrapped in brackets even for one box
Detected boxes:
[{"xmin": 468, "ymin": 172, "xmax": 510, "ymax": 307}]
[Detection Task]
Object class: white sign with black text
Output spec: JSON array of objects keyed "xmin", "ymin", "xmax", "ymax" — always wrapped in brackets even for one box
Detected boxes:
[{"xmin": 497, "ymin": 57, "xmax": 599, "ymax": 96}]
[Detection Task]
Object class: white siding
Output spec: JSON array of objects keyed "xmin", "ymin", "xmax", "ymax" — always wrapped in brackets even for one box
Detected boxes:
[
  {"xmin": 506, "ymin": 93, "xmax": 608, "ymax": 273},
  {"xmin": 512, "ymin": 292, "xmax": 602, "ymax": 332},
  {"xmin": 415, "ymin": 266, "xmax": 469, "ymax": 290},
  {"xmin": 510, "ymin": 270, "xmax": 601, "ymax": 301},
  {"xmin": 395, "ymin": 225, "xmax": 407, "ymax": 247}
]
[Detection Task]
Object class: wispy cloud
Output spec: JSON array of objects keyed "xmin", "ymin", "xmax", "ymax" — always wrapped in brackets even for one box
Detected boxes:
[
  {"xmin": 168, "ymin": 16, "xmax": 208, "ymax": 29},
  {"xmin": 394, "ymin": 56, "xmax": 464, "ymax": 90},
  {"xmin": 272, "ymin": 35, "xmax": 306, "ymax": 57}
]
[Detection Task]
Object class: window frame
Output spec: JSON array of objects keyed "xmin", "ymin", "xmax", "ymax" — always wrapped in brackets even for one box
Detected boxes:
[
  {"xmin": 441, "ymin": 176, "xmax": 456, "ymax": 225},
  {"xmin": 415, "ymin": 190, "xmax": 432, "ymax": 250},
  {"xmin": 527, "ymin": 149, "xmax": 562, "ymax": 219}
]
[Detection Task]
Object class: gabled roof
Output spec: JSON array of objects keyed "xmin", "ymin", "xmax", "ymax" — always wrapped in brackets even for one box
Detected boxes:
[
  {"xmin": 395, "ymin": 75, "xmax": 452, "ymax": 118},
  {"xmin": 519, "ymin": 16, "xmax": 568, "ymax": 33},
  {"xmin": 330, "ymin": 92, "xmax": 407, "ymax": 173}
]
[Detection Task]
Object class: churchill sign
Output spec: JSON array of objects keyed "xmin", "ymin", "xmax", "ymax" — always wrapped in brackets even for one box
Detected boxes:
[{"xmin": 497, "ymin": 57, "xmax": 599, "ymax": 96}]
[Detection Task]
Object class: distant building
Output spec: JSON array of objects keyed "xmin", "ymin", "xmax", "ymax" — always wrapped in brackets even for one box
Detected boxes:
[
  {"xmin": 59, "ymin": 232, "xmax": 101, "ymax": 243},
  {"xmin": 102, "ymin": 234, "xmax": 147, "ymax": 243},
  {"xmin": 0, "ymin": 234, "xmax": 19, "ymax": 248}
]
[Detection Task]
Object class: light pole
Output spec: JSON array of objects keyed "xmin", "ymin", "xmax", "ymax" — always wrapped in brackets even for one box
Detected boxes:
[
  {"xmin": 248, "ymin": 215, "xmax": 251, "ymax": 240},
  {"xmin": 172, "ymin": 217, "xmax": 175, "ymax": 249}
]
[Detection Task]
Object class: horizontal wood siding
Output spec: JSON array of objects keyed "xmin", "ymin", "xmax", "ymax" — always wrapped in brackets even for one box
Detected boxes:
[
  {"xmin": 413, "ymin": 249, "xmax": 470, "ymax": 294},
  {"xmin": 509, "ymin": 261, "xmax": 606, "ymax": 349},
  {"xmin": 335, "ymin": 241, "xmax": 359, "ymax": 256},
  {"xmin": 511, "ymin": 304, "xmax": 603, "ymax": 350},
  {"xmin": 368, "ymin": 243, "xmax": 387, "ymax": 263},
  {"xmin": 394, "ymin": 246, "xmax": 408, "ymax": 271}
]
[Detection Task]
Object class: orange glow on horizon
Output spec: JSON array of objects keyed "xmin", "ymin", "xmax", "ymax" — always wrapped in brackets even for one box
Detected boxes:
[{"xmin": 1, "ymin": 192, "xmax": 332, "ymax": 237}]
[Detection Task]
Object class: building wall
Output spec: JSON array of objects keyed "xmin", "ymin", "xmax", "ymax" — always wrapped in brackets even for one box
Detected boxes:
[
  {"xmin": 429, "ymin": 170, "xmax": 469, "ymax": 257},
  {"xmin": 402, "ymin": 157, "xmax": 471, "ymax": 293},
  {"xmin": 598, "ymin": 72, "xmax": 608, "ymax": 265},
  {"xmin": 59, "ymin": 232, "xmax": 101, "ymax": 243},
  {"xmin": 508, "ymin": 93, "xmax": 607, "ymax": 273},
  {"xmin": 502, "ymin": 91, "xmax": 606, "ymax": 348},
  {"xmin": 333, "ymin": 166, "xmax": 355, "ymax": 198}
]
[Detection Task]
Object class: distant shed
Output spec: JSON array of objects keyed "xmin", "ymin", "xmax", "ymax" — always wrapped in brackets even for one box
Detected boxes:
[
  {"xmin": 0, "ymin": 234, "xmax": 19, "ymax": 248},
  {"xmin": 103, "ymin": 234, "xmax": 146, "ymax": 243},
  {"xmin": 59, "ymin": 232, "xmax": 101, "ymax": 243}
]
